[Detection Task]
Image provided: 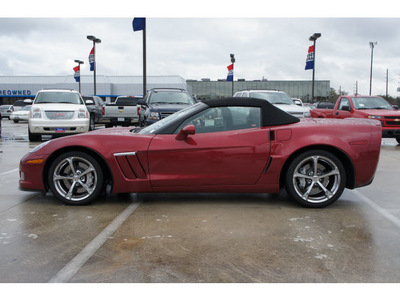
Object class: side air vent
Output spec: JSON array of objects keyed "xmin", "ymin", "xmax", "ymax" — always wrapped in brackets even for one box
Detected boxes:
[{"xmin": 114, "ymin": 152, "xmax": 147, "ymax": 180}]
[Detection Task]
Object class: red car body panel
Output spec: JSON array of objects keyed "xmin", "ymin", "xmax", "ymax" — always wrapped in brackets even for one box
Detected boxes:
[{"xmin": 19, "ymin": 117, "xmax": 382, "ymax": 195}]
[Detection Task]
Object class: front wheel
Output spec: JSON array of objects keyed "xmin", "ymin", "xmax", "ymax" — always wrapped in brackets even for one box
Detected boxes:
[
  {"xmin": 396, "ymin": 137, "xmax": 400, "ymax": 144},
  {"xmin": 89, "ymin": 114, "xmax": 95, "ymax": 131},
  {"xmin": 285, "ymin": 150, "xmax": 346, "ymax": 208},
  {"xmin": 28, "ymin": 128, "xmax": 41, "ymax": 142},
  {"xmin": 47, "ymin": 151, "xmax": 104, "ymax": 205}
]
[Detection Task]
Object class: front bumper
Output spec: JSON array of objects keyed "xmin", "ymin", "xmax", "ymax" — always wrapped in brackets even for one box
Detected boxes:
[
  {"xmin": 382, "ymin": 128, "xmax": 400, "ymax": 138},
  {"xmin": 19, "ymin": 154, "xmax": 47, "ymax": 191},
  {"xmin": 29, "ymin": 118, "xmax": 89, "ymax": 134}
]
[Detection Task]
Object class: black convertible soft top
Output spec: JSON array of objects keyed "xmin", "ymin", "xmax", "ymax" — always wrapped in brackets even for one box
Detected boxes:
[{"xmin": 203, "ymin": 97, "xmax": 300, "ymax": 126}]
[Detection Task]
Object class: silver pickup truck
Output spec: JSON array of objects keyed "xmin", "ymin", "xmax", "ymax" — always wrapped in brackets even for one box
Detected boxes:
[{"xmin": 102, "ymin": 96, "xmax": 142, "ymax": 127}]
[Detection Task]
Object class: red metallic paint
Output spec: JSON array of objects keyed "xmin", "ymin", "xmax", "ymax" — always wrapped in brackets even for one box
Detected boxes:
[{"xmin": 19, "ymin": 118, "xmax": 382, "ymax": 197}]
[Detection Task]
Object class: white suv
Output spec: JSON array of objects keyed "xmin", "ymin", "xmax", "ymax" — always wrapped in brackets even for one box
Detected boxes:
[
  {"xmin": 234, "ymin": 90, "xmax": 310, "ymax": 118},
  {"xmin": 27, "ymin": 89, "xmax": 89, "ymax": 141}
]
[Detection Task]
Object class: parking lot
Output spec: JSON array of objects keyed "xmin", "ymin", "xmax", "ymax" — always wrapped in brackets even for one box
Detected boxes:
[{"xmin": 1, "ymin": 118, "xmax": 400, "ymax": 283}]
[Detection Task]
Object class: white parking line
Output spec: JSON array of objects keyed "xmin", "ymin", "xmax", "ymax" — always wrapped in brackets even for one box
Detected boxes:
[
  {"xmin": 49, "ymin": 200, "xmax": 142, "ymax": 283},
  {"xmin": 0, "ymin": 168, "xmax": 19, "ymax": 176},
  {"xmin": 352, "ymin": 190, "xmax": 400, "ymax": 229}
]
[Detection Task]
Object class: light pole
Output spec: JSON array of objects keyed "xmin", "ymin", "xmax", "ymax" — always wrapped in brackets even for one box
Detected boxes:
[
  {"xmin": 369, "ymin": 41, "xmax": 377, "ymax": 96},
  {"xmin": 309, "ymin": 33, "xmax": 321, "ymax": 103},
  {"xmin": 74, "ymin": 60, "xmax": 84, "ymax": 94},
  {"xmin": 230, "ymin": 54, "xmax": 235, "ymax": 96},
  {"xmin": 87, "ymin": 35, "xmax": 101, "ymax": 96}
]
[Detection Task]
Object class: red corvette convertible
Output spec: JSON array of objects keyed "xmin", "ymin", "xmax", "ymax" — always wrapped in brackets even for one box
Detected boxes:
[{"xmin": 19, "ymin": 98, "xmax": 382, "ymax": 208}]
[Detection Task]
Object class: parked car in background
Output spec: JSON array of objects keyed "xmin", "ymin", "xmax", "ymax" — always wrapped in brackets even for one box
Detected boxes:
[
  {"xmin": 26, "ymin": 89, "xmax": 90, "ymax": 142},
  {"xmin": 102, "ymin": 96, "xmax": 142, "ymax": 127},
  {"xmin": 10, "ymin": 105, "xmax": 31, "ymax": 123},
  {"xmin": 233, "ymin": 90, "xmax": 310, "ymax": 118},
  {"xmin": 83, "ymin": 96, "xmax": 105, "ymax": 130},
  {"xmin": 311, "ymin": 95, "xmax": 400, "ymax": 143},
  {"xmin": 315, "ymin": 102, "xmax": 335, "ymax": 109},
  {"xmin": 292, "ymin": 98, "xmax": 303, "ymax": 106},
  {"xmin": 19, "ymin": 97, "xmax": 382, "ymax": 208},
  {"xmin": 12, "ymin": 99, "xmax": 29, "ymax": 111},
  {"xmin": 0, "ymin": 105, "xmax": 14, "ymax": 119},
  {"xmin": 138, "ymin": 88, "xmax": 196, "ymax": 127}
]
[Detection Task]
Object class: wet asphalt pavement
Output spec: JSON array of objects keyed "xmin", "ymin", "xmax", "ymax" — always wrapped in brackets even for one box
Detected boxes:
[{"xmin": 1, "ymin": 118, "xmax": 400, "ymax": 283}]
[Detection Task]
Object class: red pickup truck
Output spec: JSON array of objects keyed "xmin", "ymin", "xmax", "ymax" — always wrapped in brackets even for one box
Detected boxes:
[{"xmin": 310, "ymin": 95, "xmax": 400, "ymax": 143}]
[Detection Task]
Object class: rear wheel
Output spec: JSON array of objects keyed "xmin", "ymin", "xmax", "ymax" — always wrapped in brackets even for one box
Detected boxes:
[
  {"xmin": 47, "ymin": 151, "xmax": 104, "ymax": 205},
  {"xmin": 285, "ymin": 150, "xmax": 346, "ymax": 208}
]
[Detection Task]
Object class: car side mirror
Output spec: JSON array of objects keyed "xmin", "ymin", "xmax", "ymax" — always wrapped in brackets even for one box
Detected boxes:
[
  {"xmin": 393, "ymin": 105, "xmax": 399, "ymax": 110},
  {"xmin": 175, "ymin": 124, "xmax": 196, "ymax": 141},
  {"xmin": 341, "ymin": 105, "xmax": 351, "ymax": 112}
]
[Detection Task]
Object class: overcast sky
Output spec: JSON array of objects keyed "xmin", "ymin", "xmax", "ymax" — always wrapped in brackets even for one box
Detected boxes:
[{"xmin": 2, "ymin": 1, "xmax": 400, "ymax": 97}]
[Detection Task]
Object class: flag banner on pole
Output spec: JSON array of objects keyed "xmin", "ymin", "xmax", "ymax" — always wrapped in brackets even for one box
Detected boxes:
[
  {"xmin": 133, "ymin": 18, "xmax": 145, "ymax": 31},
  {"xmin": 73, "ymin": 66, "xmax": 80, "ymax": 82},
  {"xmin": 305, "ymin": 45, "xmax": 314, "ymax": 70},
  {"xmin": 89, "ymin": 47, "xmax": 95, "ymax": 71},
  {"xmin": 227, "ymin": 64, "xmax": 233, "ymax": 81}
]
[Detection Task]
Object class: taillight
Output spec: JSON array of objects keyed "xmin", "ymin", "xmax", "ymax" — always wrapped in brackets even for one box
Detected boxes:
[{"xmin": 102, "ymin": 106, "xmax": 105, "ymax": 115}]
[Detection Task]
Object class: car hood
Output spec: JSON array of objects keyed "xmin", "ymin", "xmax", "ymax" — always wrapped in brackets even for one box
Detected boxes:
[
  {"xmin": 30, "ymin": 126, "xmax": 153, "ymax": 157},
  {"xmin": 148, "ymin": 103, "xmax": 190, "ymax": 112},
  {"xmin": 274, "ymin": 104, "xmax": 308, "ymax": 113},
  {"xmin": 357, "ymin": 109, "xmax": 400, "ymax": 116},
  {"xmin": 33, "ymin": 103, "xmax": 87, "ymax": 111}
]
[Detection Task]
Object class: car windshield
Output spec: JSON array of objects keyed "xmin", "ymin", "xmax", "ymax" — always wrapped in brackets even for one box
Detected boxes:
[
  {"xmin": 352, "ymin": 97, "xmax": 394, "ymax": 110},
  {"xmin": 35, "ymin": 92, "xmax": 83, "ymax": 104},
  {"xmin": 139, "ymin": 102, "xmax": 206, "ymax": 135},
  {"xmin": 249, "ymin": 92, "xmax": 294, "ymax": 105},
  {"xmin": 149, "ymin": 92, "xmax": 195, "ymax": 105}
]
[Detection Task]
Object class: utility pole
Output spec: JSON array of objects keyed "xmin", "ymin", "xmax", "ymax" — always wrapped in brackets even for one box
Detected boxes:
[
  {"xmin": 369, "ymin": 41, "xmax": 377, "ymax": 96},
  {"xmin": 386, "ymin": 69, "xmax": 389, "ymax": 98}
]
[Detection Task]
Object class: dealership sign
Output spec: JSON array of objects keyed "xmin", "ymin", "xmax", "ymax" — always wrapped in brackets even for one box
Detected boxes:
[{"xmin": 0, "ymin": 89, "xmax": 32, "ymax": 96}]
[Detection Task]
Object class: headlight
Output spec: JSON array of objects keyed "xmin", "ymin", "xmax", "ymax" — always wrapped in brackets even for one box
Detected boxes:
[
  {"xmin": 367, "ymin": 115, "xmax": 382, "ymax": 119},
  {"xmin": 149, "ymin": 112, "xmax": 160, "ymax": 120},
  {"xmin": 29, "ymin": 140, "xmax": 51, "ymax": 153},
  {"xmin": 303, "ymin": 111, "xmax": 311, "ymax": 118},
  {"xmin": 31, "ymin": 107, "xmax": 41, "ymax": 118},
  {"xmin": 78, "ymin": 109, "xmax": 88, "ymax": 118}
]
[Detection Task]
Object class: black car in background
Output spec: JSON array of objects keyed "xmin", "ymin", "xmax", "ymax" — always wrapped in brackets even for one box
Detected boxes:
[
  {"xmin": 83, "ymin": 96, "xmax": 105, "ymax": 130},
  {"xmin": 138, "ymin": 88, "xmax": 196, "ymax": 127}
]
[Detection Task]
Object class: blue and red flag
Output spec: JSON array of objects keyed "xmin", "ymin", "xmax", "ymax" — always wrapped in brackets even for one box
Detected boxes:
[
  {"xmin": 89, "ymin": 47, "xmax": 95, "ymax": 71},
  {"xmin": 305, "ymin": 45, "xmax": 314, "ymax": 70},
  {"xmin": 227, "ymin": 64, "xmax": 233, "ymax": 81},
  {"xmin": 73, "ymin": 65, "xmax": 80, "ymax": 82}
]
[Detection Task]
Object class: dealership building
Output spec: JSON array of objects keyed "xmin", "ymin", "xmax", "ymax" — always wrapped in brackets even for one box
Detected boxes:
[{"xmin": 0, "ymin": 75, "xmax": 330, "ymax": 105}]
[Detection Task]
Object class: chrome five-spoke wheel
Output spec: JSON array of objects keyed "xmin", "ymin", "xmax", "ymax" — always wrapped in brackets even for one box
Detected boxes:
[
  {"xmin": 48, "ymin": 151, "xmax": 103, "ymax": 205},
  {"xmin": 285, "ymin": 150, "xmax": 346, "ymax": 208}
]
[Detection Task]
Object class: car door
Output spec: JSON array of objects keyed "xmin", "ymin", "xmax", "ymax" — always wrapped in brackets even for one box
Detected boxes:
[
  {"xmin": 147, "ymin": 106, "xmax": 271, "ymax": 187},
  {"xmin": 335, "ymin": 97, "xmax": 352, "ymax": 119}
]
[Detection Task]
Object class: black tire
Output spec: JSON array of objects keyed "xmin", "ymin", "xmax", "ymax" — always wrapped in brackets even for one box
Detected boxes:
[
  {"xmin": 28, "ymin": 128, "xmax": 41, "ymax": 142},
  {"xmin": 89, "ymin": 114, "xmax": 95, "ymax": 131},
  {"xmin": 285, "ymin": 150, "xmax": 346, "ymax": 208},
  {"xmin": 47, "ymin": 151, "xmax": 104, "ymax": 205},
  {"xmin": 13, "ymin": 120, "xmax": 19, "ymax": 123},
  {"xmin": 396, "ymin": 137, "xmax": 400, "ymax": 144}
]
